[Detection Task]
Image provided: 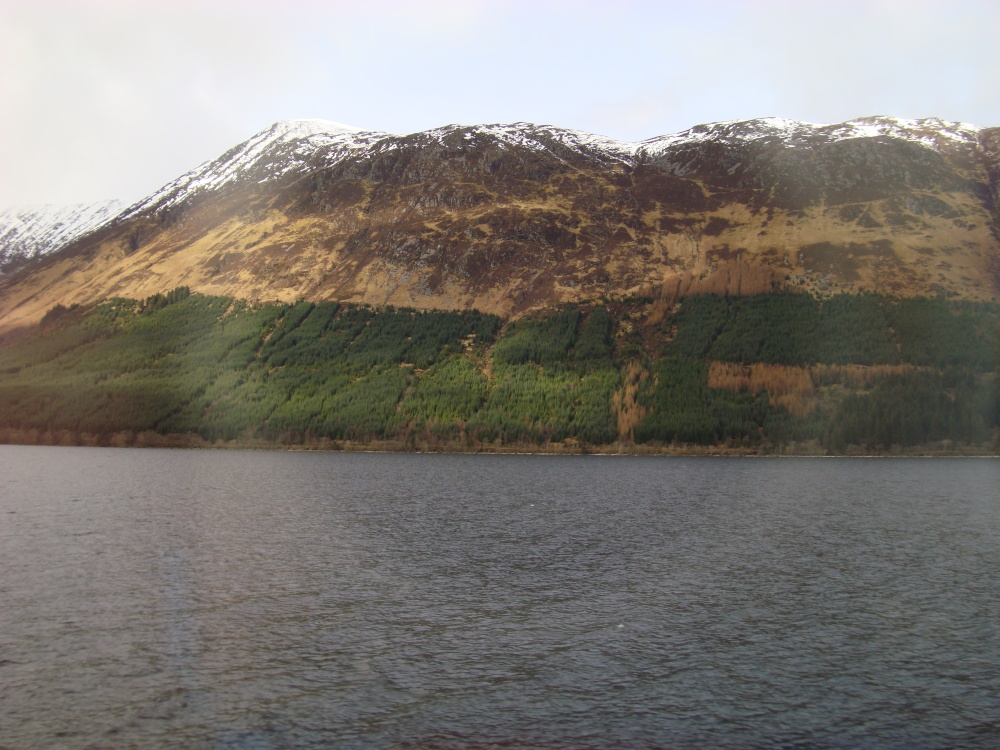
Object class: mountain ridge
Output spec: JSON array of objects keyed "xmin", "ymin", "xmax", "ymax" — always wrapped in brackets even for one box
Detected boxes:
[{"xmin": 1, "ymin": 115, "xmax": 998, "ymax": 332}]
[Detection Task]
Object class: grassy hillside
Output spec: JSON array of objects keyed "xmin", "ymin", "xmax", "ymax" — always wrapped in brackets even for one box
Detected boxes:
[{"xmin": 0, "ymin": 289, "xmax": 996, "ymax": 454}]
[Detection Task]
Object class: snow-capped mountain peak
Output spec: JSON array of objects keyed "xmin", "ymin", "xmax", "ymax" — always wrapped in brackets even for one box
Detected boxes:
[
  {"xmin": 267, "ymin": 118, "xmax": 369, "ymax": 138},
  {"xmin": 121, "ymin": 119, "xmax": 392, "ymax": 220}
]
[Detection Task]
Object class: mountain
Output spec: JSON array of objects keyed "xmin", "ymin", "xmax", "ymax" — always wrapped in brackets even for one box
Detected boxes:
[
  {"xmin": 1, "ymin": 116, "xmax": 998, "ymax": 332},
  {"xmin": 0, "ymin": 200, "xmax": 125, "ymax": 275}
]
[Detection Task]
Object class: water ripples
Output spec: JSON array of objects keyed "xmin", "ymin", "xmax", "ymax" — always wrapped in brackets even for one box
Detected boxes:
[{"xmin": 1, "ymin": 448, "xmax": 998, "ymax": 748}]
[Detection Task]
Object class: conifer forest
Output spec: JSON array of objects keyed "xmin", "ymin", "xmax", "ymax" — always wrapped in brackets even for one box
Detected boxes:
[{"xmin": 0, "ymin": 289, "xmax": 996, "ymax": 454}]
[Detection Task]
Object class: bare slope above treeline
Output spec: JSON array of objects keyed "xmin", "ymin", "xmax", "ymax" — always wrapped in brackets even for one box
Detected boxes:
[{"xmin": 1, "ymin": 116, "xmax": 999, "ymax": 331}]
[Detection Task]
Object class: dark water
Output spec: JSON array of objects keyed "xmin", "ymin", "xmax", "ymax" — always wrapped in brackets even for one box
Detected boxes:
[{"xmin": 1, "ymin": 447, "xmax": 998, "ymax": 749}]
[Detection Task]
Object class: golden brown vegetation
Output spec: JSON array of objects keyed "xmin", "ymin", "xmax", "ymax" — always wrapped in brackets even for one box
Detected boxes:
[
  {"xmin": 613, "ymin": 360, "xmax": 648, "ymax": 441},
  {"xmin": 708, "ymin": 362, "xmax": 815, "ymax": 416},
  {"xmin": 647, "ymin": 261, "xmax": 789, "ymax": 325},
  {"xmin": 708, "ymin": 361, "xmax": 927, "ymax": 417},
  {"xmin": 663, "ymin": 261, "xmax": 787, "ymax": 300},
  {"xmin": 809, "ymin": 363, "xmax": 924, "ymax": 388}
]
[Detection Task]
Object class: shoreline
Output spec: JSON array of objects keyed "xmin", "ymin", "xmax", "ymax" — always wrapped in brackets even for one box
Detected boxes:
[{"xmin": 0, "ymin": 427, "xmax": 995, "ymax": 458}]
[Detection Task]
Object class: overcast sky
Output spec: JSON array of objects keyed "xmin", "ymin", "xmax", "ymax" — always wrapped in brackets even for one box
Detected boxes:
[{"xmin": 2, "ymin": 0, "xmax": 998, "ymax": 209}]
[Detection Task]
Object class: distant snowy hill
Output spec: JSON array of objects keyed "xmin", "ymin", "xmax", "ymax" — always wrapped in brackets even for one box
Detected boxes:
[{"xmin": 0, "ymin": 201, "xmax": 125, "ymax": 275}]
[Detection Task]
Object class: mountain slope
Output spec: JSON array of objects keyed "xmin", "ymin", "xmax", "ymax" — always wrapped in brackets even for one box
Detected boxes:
[{"xmin": 1, "ymin": 116, "xmax": 998, "ymax": 331}]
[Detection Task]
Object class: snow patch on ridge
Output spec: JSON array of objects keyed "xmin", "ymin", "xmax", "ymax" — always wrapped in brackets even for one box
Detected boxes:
[
  {"xmin": 413, "ymin": 122, "xmax": 641, "ymax": 165},
  {"xmin": 636, "ymin": 116, "xmax": 982, "ymax": 160},
  {"xmin": 821, "ymin": 116, "xmax": 981, "ymax": 148}
]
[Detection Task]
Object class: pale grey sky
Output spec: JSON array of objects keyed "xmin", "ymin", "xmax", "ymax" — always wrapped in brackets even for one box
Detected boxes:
[{"xmin": 2, "ymin": 0, "xmax": 997, "ymax": 209}]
